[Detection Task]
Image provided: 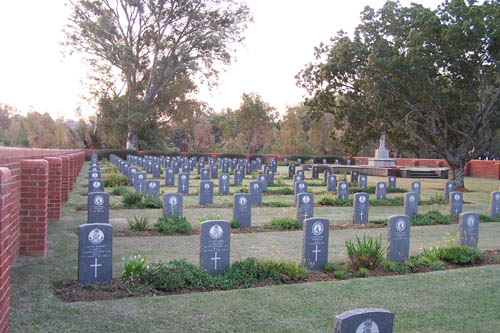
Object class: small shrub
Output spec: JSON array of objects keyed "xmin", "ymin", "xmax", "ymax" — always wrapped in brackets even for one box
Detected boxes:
[
  {"xmin": 103, "ymin": 173, "xmax": 129, "ymax": 187},
  {"xmin": 127, "ymin": 215, "xmax": 150, "ymax": 231},
  {"xmin": 198, "ymin": 213, "xmax": 224, "ymax": 222},
  {"xmin": 479, "ymin": 214, "xmax": 500, "ymax": 222},
  {"xmin": 217, "ymin": 258, "xmax": 281, "ymax": 289},
  {"xmin": 318, "ymin": 197, "xmax": 353, "ymax": 207},
  {"xmin": 436, "ymin": 246, "xmax": 484, "ymax": 265},
  {"xmin": 346, "ymin": 234, "xmax": 387, "ymax": 270},
  {"xmin": 230, "ymin": 219, "xmax": 240, "ymax": 229},
  {"xmin": 122, "ymin": 191, "xmax": 143, "ymax": 208},
  {"xmin": 123, "ymin": 255, "xmax": 147, "ymax": 279},
  {"xmin": 155, "ymin": 215, "xmax": 192, "ymax": 235},
  {"xmin": 334, "ymin": 270, "xmax": 349, "ymax": 279},
  {"xmin": 430, "ymin": 193, "xmax": 447, "ymax": 204},
  {"xmin": 411, "ymin": 211, "xmax": 451, "ymax": 226},
  {"xmin": 261, "ymin": 201, "xmax": 290, "ymax": 207},
  {"xmin": 328, "ymin": 263, "xmax": 350, "ymax": 279},
  {"xmin": 236, "ymin": 187, "xmax": 249, "ymax": 193},
  {"xmin": 275, "ymin": 178, "xmax": 286, "ymax": 187},
  {"xmin": 268, "ymin": 218, "xmax": 301, "ymax": 230},
  {"xmin": 262, "ymin": 260, "xmax": 308, "ymax": 281},
  {"xmin": 355, "ymin": 267, "xmax": 370, "ymax": 278},
  {"xmin": 380, "ymin": 258, "xmax": 397, "ymax": 272},
  {"xmin": 139, "ymin": 196, "xmax": 163, "ymax": 209},
  {"xmin": 370, "ymin": 197, "xmax": 405, "ymax": 206},
  {"xmin": 265, "ymin": 188, "xmax": 294, "ymax": 195},
  {"xmin": 111, "ymin": 187, "xmax": 129, "ymax": 196}
]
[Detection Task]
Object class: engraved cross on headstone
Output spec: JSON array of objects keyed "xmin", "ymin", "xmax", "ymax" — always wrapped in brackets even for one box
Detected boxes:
[
  {"xmin": 313, "ymin": 245, "xmax": 320, "ymax": 262},
  {"xmin": 211, "ymin": 251, "xmax": 221, "ymax": 270},
  {"xmin": 90, "ymin": 258, "xmax": 102, "ymax": 278}
]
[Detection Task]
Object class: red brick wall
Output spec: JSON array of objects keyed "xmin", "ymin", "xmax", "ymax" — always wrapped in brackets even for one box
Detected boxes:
[
  {"xmin": 45, "ymin": 158, "xmax": 62, "ymax": 221},
  {"xmin": 0, "ymin": 168, "xmax": 13, "ymax": 333},
  {"xmin": 60, "ymin": 156, "xmax": 70, "ymax": 203},
  {"xmin": 19, "ymin": 160, "xmax": 48, "ymax": 257},
  {"xmin": 466, "ymin": 160, "xmax": 500, "ymax": 179}
]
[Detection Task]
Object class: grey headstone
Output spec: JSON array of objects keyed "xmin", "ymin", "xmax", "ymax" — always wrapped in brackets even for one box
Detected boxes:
[
  {"xmin": 128, "ymin": 167, "xmax": 138, "ymax": 186},
  {"xmin": 293, "ymin": 174, "xmax": 303, "ymax": 184},
  {"xmin": 145, "ymin": 180, "xmax": 160, "ymax": 197},
  {"xmin": 411, "ymin": 181, "xmax": 421, "ymax": 199},
  {"xmin": 88, "ymin": 179, "xmax": 104, "ymax": 193},
  {"xmin": 165, "ymin": 168, "xmax": 175, "ymax": 186},
  {"xmin": 490, "ymin": 191, "xmax": 500, "ymax": 216},
  {"xmin": 297, "ymin": 170, "xmax": 304, "ymax": 177},
  {"xmin": 322, "ymin": 159, "xmax": 327, "ymax": 165},
  {"xmin": 324, "ymin": 170, "xmax": 331, "ymax": 183},
  {"xmin": 134, "ymin": 172, "xmax": 147, "ymax": 192},
  {"xmin": 288, "ymin": 164, "xmax": 296, "ymax": 177},
  {"xmin": 178, "ymin": 173, "xmax": 189, "ymax": 194},
  {"xmin": 88, "ymin": 192, "xmax": 109, "ymax": 224},
  {"xmin": 350, "ymin": 171, "xmax": 359, "ymax": 183},
  {"xmin": 388, "ymin": 176, "xmax": 396, "ymax": 188},
  {"xmin": 353, "ymin": 193, "xmax": 369, "ymax": 224},
  {"xmin": 375, "ymin": 182, "xmax": 387, "ymax": 200},
  {"xmin": 210, "ymin": 164, "xmax": 218, "ymax": 179},
  {"xmin": 387, "ymin": 215, "xmax": 411, "ymax": 263},
  {"xmin": 200, "ymin": 220, "xmax": 230, "ymax": 273},
  {"xmin": 312, "ymin": 166, "xmax": 319, "ymax": 179},
  {"xmin": 88, "ymin": 171, "xmax": 101, "ymax": 180},
  {"xmin": 337, "ymin": 181, "xmax": 349, "ymax": 200},
  {"xmin": 445, "ymin": 181, "xmax": 454, "ymax": 202},
  {"xmin": 296, "ymin": 193, "xmax": 314, "ymax": 226},
  {"xmin": 249, "ymin": 181, "xmax": 262, "ymax": 206},
  {"xmin": 297, "ymin": 158, "xmax": 302, "ymax": 166},
  {"xmin": 302, "ymin": 217, "xmax": 329, "ymax": 270},
  {"xmin": 152, "ymin": 163, "xmax": 161, "ymax": 178},
  {"xmin": 294, "ymin": 181, "xmax": 308, "ymax": 205},
  {"xmin": 459, "ymin": 212, "xmax": 479, "ymax": 248},
  {"xmin": 334, "ymin": 308, "xmax": 394, "ymax": 333},
  {"xmin": 234, "ymin": 169, "xmax": 243, "ymax": 186},
  {"xmin": 359, "ymin": 175, "xmax": 367, "ymax": 189},
  {"xmin": 233, "ymin": 193, "xmax": 251, "ymax": 228},
  {"xmin": 199, "ymin": 181, "xmax": 214, "ymax": 206},
  {"xmin": 162, "ymin": 193, "xmax": 183, "ymax": 217},
  {"xmin": 266, "ymin": 170, "xmax": 274, "ymax": 185},
  {"xmin": 257, "ymin": 174, "xmax": 268, "ymax": 192},
  {"xmin": 450, "ymin": 191, "xmax": 463, "ymax": 215},
  {"xmin": 200, "ymin": 168, "xmax": 210, "ymax": 181},
  {"xmin": 219, "ymin": 173, "xmax": 230, "ymax": 194},
  {"xmin": 404, "ymin": 192, "xmax": 419, "ymax": 217},
  {"xmin": 327, "ymin": 175, "xmax": 337, "ymax": 192},
  {"xmin": 78, "ymin": 223, "xmax": 112, "ymax": 285}
]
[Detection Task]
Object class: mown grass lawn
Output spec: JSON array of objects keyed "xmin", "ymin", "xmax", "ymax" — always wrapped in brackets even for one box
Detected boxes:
[{"xmin": 9, "ymin": 163, "xmax": 500, "ymax": 332}]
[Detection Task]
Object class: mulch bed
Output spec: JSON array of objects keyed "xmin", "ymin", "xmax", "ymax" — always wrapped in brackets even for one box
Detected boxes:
[
  {"xmin": 54, "ymin": 250, "xmax": 500, "ymax": 303},
  {"xmin": 113, "ymin": 223, "xmax": 386, "ymax": 237}
]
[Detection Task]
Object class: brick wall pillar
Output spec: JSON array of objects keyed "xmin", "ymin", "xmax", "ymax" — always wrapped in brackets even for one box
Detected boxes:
[
  {"xmin": 60, "ymin": 156, "xmax": 70, "ymax": 202},
  {"xmin": 77, "ymin": 152, "xmax": 85, "ymax": 174},
  {"xmin": 44, "ymin": 157, "xmax": 62, "ymax": 221},
  {"xmin": 68, "ymin": 155, "xmax": 75, "ymax": 191},
  {"xmin": 0, "ymin": 168, "xmax": 13, "ymax": 332},
  {"xmin": 20, "ymin": 160, "xmax": 48, "ymax": 257}
]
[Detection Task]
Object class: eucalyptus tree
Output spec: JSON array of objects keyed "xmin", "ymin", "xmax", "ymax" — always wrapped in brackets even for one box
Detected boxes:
[
  {"xmin": 296, "ymin": 0, "xmax": 500, "ymax": 188},
  {"xmin": 65, "ymin": 0, "xmax": 251, "ymax": 149}
]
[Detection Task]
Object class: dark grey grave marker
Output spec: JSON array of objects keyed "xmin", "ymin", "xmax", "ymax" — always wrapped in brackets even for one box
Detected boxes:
[
  {"xmin": 234, "ymin": 169, "xmax": 243, "ymax": 186},
  {"xmin": 152, "ymin": 163, "xmax": 161, "ymax": 178},
  {"xmin": 445, "ymin": 181, "xmax": 454, "ymax": 202},
  {"xmin": 404, "ymin": 192, "xmax": 419, "ymax": 217},
  {"xmin": 324, "ymin": 170, "xmax": 331, "ymax": 183},
  {"xmin": 88, "ymin": 179, "xmax": 104, "ymax": 193},
  {"xmin": 359, "ymin": 175, "xmax": 367, "ymax": 189},
  {"xmin": 387, "ymin": 215, "xmax": 411, "ymax": 263},
  {"xmin": 200, "ymin": 220, "xmax": 230, "ymax": 273},
  {"xmin": 288, "ymin": 164, "xmax": 296, "ymax": 177},
  {"xmin": 337, "ymin": 181, "xmax": 349, "ymax": 200},
  {"xmin": 293, "ymin": 174, "xmax": 303, "ymax": 184},
  {"xmin": 210, "ymin": 164, "xmax": 219, "ymax": 179},
  {"xmin": 134, "ymin": 172, "xmax": 147, "ymax": 192},
  {"xmin": 145, "ymin": 180, "xmax": 160, "ymax": 197},
  {"xmin": 165, "ymin": 168, "xmax": 175, "ymax": 186},
  {"xmin": 162, "ymin": 193, "xmax": 183, "ymax": 216},
  {"xmin": 219, "ymin": 173, "xmax": 230, "ymax": 194},
  {"xmin": 450, "ymin": 191, "xmax": 463, "ymax": 215},
  {"xmin": 351, "ymin": 171, "xmax": 359, "ymax": 183},
  {"xmin": 266, "ymin": 170, "xmax": 274, "ymax": 185},
  {"xmin": 249, "ymin": 181, "xmax": 262, "ymax": 206},
  {"xmin": 334, "ymin": 308, "xmax": 394, "ymax": 333},
  {"xmin": 178, "ymin": 173, "xmax": 189, "ymax": 194},
  {"xmin": 412, "ymin": 181, "xmax": 421, "ymax": 199},
  {"xmin": 294, "ymin": 181, "xmax": 308, "ymax": 204},
  {"xmin": 459, "ymin": 212, "xmax": 479, "ymax": 248},
  {"xmin": 78, "ymin": 223, "xmax": 112, "ymax": 285},
  {"xmin": 490, "ymin": 191, "xmax": 500, "ymax": 216},
  {"xmin": 296, "ymin": 193, "xmax": 314, "ymax": 226},
  {"xmin": 353, "ymin": 193, "xmax": 369, "ymax": 224},
  {"xmin": 233, "ymin": 193, "xmax": 251, "ymax": 228},
  {"xmin": 257, "ymin": 174, "xmax": 268, "ymax": 192},
  {"xmin": 375, "ymin": 182, "xmax": 387, "ymax": 199},
  {"xmin": 88, "ymin": 171, "xmax": 101, "ymax": 180},
  {"xmin": 327, "ymin": 175, "xmax": 337, "ymax": 192},
  {"xmin": 302, "ymin": 217, "xmax": 329, "ymax": 270},
  {"xmin": 128, "ymin": 167, "xmax": 138, "ymax": 186},
  {"xmin": 312, "ymin": 166, "xmax": 319, "ymax": 179},
  {"xmin": 199, "ymin": 181, "xmax": 214, "ymax": 205},
  {"xmin": 201, "ymin": 168, "xmax": 210, "ymax": 181},
  {"xmin": 88, "ymin": 192, "xmax": 109, "ymax": 224},
  {"xmin": 388, "ymin": 176, "xmax": 396, "ymax": 188},
  {"xmin": 297, "ymin": 170, "xmax": 304, "ymax": 177}
]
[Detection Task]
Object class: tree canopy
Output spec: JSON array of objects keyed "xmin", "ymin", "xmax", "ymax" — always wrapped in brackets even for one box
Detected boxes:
[{"xmin": 296, "ymin": 0, "xmax": 500, "ymax": 188}]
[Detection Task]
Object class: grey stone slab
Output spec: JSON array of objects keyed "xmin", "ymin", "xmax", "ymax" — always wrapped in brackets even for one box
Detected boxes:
[
  {"xmin": 257, "ymin": 174, "xmax": 268, "ymax": 192},
  {"xmin": 459, "ymin": 212, "xmax": 479, "ymax": 248},
  {"xmin": 297, "ymin": 158, "xmax": 302, "ymax": 166},
  {"xmin": 312, "ymin": 166, "xmax": 319, "ymax": 179},
  {"xmin": 173, "ymin": 161, "xmax": 180, "ymax": 174},
  {"xmin": 293, "ymin": 174, "xmax": 304, "ymax": 184},
  {"xmin": 302, "ymin": 217, "xmax": 329, "ymax": 270},
  {"xmin": 199, "ymin": 181, "xmax": 214, "ymax": 206},
  {"xmin": 152, "ymin": 163, "xmax": 161, "ymax": 178},
  {"xmin": 162, "ymin": 193, "xmax": 183, "ymax": 216},
  {"xmin": 178, "ymin": 173, "xmax": 190, "ymax": 194},
  {"xmin": 359, "ymin": 175, "xmax": 367, "ymax": 189},
  {"xmin": 404, "ymin": 192, "xmax": 419, "ymax": 217},
  {"xmin": 353, "ymin": 193, "xmax": 369, "ymax": 224},
  {"xmin": 78, "ymin": 223, "xmax": 113, "ymax": 285},
  {"xmin": 128, "ymin": 167, "xmax": 138, "ymax": 186},
  {"xmin": 200, "ymin": 220, "xmax": 230, "ymax": 273},
  {"xmin": 350, "ymin": 171, "xmax": 359, "ymax": 183},
  {"xmin": 297, "ymin": 170, "xmax": 304, "ymax": 177},
  {"xmin": 200, "ymin": 168, "xmax": 210, "ymax": 181},
  {"xmin": 88, "ymin": 192, "xmax": 109, "ymax": 224},
  {"xmin": 288, "ymin": 164, "xmax": 296, "ymax": 177},
  {"xmin": 324, "ymin": 170, "xmax": 331, "ymax": 182},
  {"xmin": 411, "ymin": 181, "xmax": 421, "ymax": 199},
  {"xmin": 182, "ymin": 164, "xmax": 189, "ymax": 173},
  {"xmin": 490, "ymin": 191, "xmax": 500, "ymax": 216},
  {"xmin": 337, "ymin": 181, "xmax": 349, "ymax": 200},
  {"xmin": 145, "ymin": 180, "xmax": 160, "ymax": 197},
  {"xmin": 296, "ymin": 193, "xmax": 314, "ymax": 226},
  {"xmin": 249, "ymin": 181, "xmax": 263, "ymax": 206},
  {"xmin": 388, "ymin": 176, "xmax": 396, "ymax": 188},
  {"xmin": 334, "ymin": 308, "xmax": 394, "ymax": 333},
  {"xmin": 445, "ymin": 181, "xmax": 454, "ymax": 202},
  {"xmin": 294, "ymin": 181, "xmax": 308, "ymax": 205},
  {"xmin": 233, "ymin": 193, "xmax": 251, "ymax": 228},
  {"xmin": 327, "ymin": 175, "xmax": 337, "ymax": 192},
  {"xmin": 218, "ymin": 173, "xmax": 230, "ymax": 194},
  {"xmin": 134, "ymin": 172, "xmax": 147, "ymax": 192},
  {"xmin": 450, "ymin": 191, "xmax": 463, "ymax": 215},
  {"xmin": 165, "ymin": 168, "xmax": 175, "ymax": 186},
  {"xmin": 88, "ymin": 171, "xmax": 101, "ymax": 180},
  {"xmin": 88, "ymin": 179, "xmax": 104, "ymax": 193},
  {"xmin": 387, "ymin": 215, "xmax": 411, "ymax": 263},
  {"xmin": 266, "ymin": 170, "xmax": 274, "ymax": 185},
  {"xmin": 234, "ymin": 169, "xmax": 243, "ymax": 186},
  {"xmin": 322, "ymin": 159, "xmax": 327, "ymax": 165},
  {"xmin": 375, "ymin": 182, "xmax": 387, "ymax": 199}
]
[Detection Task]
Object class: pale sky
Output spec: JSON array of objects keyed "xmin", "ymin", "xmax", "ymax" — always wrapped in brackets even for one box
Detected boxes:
[{"xmin": 0, "ymin": 0, "xmax": 443, "ymax": 120}]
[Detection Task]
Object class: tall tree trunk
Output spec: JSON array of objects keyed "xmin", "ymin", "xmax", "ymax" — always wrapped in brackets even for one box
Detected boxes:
[
  {"xmin": 447, "ymin": 158, "xmax": 466, "ymax": 190},
  {"xmin": 126, "ymin": 123, "xmax": 138, "ymax": 150}
]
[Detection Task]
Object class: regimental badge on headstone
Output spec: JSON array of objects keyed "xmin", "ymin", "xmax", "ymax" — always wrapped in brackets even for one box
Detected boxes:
[
  {"xmin": 88, "ymin": 179, "xmax": 104, "ymax": 193},
  {"xmin": 387, "ymin": 215, "xmax": 411, "ymax": 263},
  {"xmin": 296, "ymin": 193, "xmax": 314, "ymax": 226},
  {"xmin": 88, "ymin": 171, "xmax": 101, "ymax": 180},
  {"xmin": 404, "ymin": 192, "xmax": 419, "ymax": 217},
  {"xmin": 333, "ymin": 308, "xmax": 394, "ymax": 333},
  {"xmin": 78, "ymin": 223, "xmax": 112, "ymax": 285},
  {"xmin": 199, "ymin": 180, "xmax": 214, "ymax": 206},
  {"xmin": 162, "ymin": 193, "xmax": 183, "ymax": 217},
  {"xmin": 145, "ymin": 180, "xmax": 160, "ymax": 197},
  {"xmin": 200, "ymin": 220, "xmax": 230, "ymax": 273},
  {"xmin": 88, "ymin": 192, "xmax": 109, "ymax": 224},
  {"xmin": 459, "ymin": 212, "xmax": 479, "ymax": 248},
  {"xmin": 450, "ymin": 191, "xmax": 463, "ymax": 215},
  {"xmin": 233, "ymin": 193, "xmax": 251, "ymax": 228},
  {"xmin": 353, "ymin": 193, "xmax": 369, "ymax": 224},
  {"xmin": 302, "ymin": 217, "xmax": 329, "ymax": 270}
]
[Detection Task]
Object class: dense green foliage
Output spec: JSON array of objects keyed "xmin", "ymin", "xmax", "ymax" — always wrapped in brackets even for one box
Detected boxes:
[
  {"xmin": 346, "ymin": 235, "xmax": 387, "ymax": 270},
  {"xmin": 155, "ymin": 216, "xmax": 192, "ymax": 235},
  {"xmin": 268, "ymin": 218, "xmax": 302, "ymax": 230}
]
